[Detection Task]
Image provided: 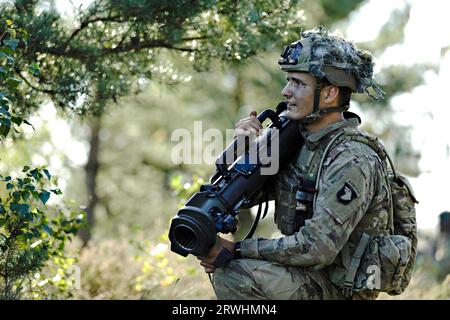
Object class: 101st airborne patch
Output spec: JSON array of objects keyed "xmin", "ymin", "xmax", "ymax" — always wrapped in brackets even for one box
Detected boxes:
[{"xmin": 336, "ymin": 182, "xmax": 358, "ymax": 205}]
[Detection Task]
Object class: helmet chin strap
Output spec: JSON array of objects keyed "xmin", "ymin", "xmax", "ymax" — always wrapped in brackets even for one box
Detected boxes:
[{"xmin": 298, "ymin": 77, "xmax": 349, "ymax": 125}]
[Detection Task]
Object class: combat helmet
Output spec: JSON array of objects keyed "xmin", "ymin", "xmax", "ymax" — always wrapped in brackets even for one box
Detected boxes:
[{"xmin": 278, "ymin": 27, "xmax": 384, "ymax": 124}]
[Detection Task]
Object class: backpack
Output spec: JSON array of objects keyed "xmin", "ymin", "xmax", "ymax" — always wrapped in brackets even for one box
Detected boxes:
[{"xmin": 316, "ymin": 128, "xmax": 418, "ymax": 297}]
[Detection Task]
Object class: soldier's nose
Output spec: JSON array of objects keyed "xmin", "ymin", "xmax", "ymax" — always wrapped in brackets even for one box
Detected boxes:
[{"xmin": 281, "ymin": 86, "xmax": 291, "ymax": 98}]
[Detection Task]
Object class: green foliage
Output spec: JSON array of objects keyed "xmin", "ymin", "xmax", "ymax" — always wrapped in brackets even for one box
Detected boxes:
[
  {"xmin": 26, "ymin": 254, "xmax": 81, "ymax": 300},
  {"xmin": 319, "ymin": 0, "xmax": 366, "ymax": 22},
  {"xmin": 0, "ymin": 166, "xmax": 86, "ymax": 299},
  {"xmin": 301, "ymin": 0, "xmax": 366, "ymax": 27},
  {"xmin": 170, "ymin": 174, "xmax": 206, "ymax": 207},
  {"xmin": 133, "ymin": 234, "xmax": 180, "ymax": 294},
  {"xmin": 1, "ymin": 0, "xmax": 306, "ymax": 116},
  {"xmin": 0, "ymin": 19, "xmax": 36, "ymax": 138}
]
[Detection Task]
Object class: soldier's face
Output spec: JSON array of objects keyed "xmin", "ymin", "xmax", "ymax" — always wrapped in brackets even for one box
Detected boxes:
[{"xmin": 281, "ymin": 72, "xmax": 316, "ymax": 121}]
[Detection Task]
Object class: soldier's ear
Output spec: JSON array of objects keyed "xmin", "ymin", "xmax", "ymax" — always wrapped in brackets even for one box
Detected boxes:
[{"xmin": 323, "ymin": 85, "xmax": 339, "ymax": 104}]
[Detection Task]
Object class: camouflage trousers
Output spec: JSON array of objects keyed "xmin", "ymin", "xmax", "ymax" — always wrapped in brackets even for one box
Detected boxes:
[{"xmin": 211, "ymin": 258, "xmax": 346, "ymax": 300}]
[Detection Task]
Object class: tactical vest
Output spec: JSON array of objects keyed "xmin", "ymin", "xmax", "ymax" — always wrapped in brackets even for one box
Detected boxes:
[
  {"xmin": 273, "ymin": 123, "xmax": 417, "ymax": 299},
  {"xmin": 273, "ymin": 127, "xmax": 339, "ymax": 236},
  {"xmin": 273, "ymin": 118, "xmax": 369, "ymax": 234}
]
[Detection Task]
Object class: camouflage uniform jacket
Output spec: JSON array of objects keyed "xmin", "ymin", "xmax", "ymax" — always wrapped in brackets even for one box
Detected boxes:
[{"xmin": 239, "ymin": 114, "xmax": 392, "ymax": 299}]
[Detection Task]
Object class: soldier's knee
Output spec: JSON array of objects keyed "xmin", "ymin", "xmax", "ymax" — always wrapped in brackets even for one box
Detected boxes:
[
  {"xmin": 212, "ymin": 260, "xmax": 263, "ymax": 300},
  {"xmin": 213, "ymin": 260, "xmax": 252, "ymax": 288}
]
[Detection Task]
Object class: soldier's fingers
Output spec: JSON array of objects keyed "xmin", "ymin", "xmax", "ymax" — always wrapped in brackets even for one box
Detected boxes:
[
  {"xmin": 247, "ymin": 121, "xmax": 263, "ymax": 132},
  {"xmin": 244, "ymin": 117, "xmax": 263, "ymax": 129},
  {"xmin": 198, "ymin": 255, "xmax": 215, "ymax": 264},
  {"xmin": 236, "ymin": 117, "xmax": 262, "ymax": 129},
  {"xmin": 250, "ymin": 111, "xmax": 257, "ymax": 117},
  {"xmin": 235, "ymin": 119, "xmax": 254, "ymax": 130},
  {"xmin": 236, "ymin": 121, "xmax": 262, "ymax": 134},
  {"xmin": 234, "ymin": 128, "xmax": 258, "ymax": 138},
  {"xmin": 200, "ymin": 261, "xmax": 215, "ymax": 268},
  {"xmin": 200, "ymin": 261, "xmax": 216, "ymax": 273}
]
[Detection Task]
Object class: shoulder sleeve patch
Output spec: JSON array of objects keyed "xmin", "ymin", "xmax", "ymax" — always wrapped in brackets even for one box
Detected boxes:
[
  {"xmin": 336, "ymin": 182, "xmax": 358, "ymax": 204},
  {"xmin": 316, "ymin": 164, "xmax": 368, "ymax": 225}
]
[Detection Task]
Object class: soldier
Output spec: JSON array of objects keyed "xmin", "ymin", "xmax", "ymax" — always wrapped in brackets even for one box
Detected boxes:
[
  {"xmin": 197, "ymin": 28, "xmax": 404, "ymax": 300},
  {"xmin": 434, "ymin": 211, "xmax": 450, "ymax": 281}
]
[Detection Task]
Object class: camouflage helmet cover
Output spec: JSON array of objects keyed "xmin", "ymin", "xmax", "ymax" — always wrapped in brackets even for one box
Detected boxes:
[{"xmin": 278, "ymin": 27, "xmax": 384, "ymax": 100}]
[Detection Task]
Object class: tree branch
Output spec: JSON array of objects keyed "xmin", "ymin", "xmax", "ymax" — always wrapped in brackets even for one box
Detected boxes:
[
  {"xmin": 100, "ymin": 38, "xmax": 198, "ymax": 55},
  {"xmin": 62, "ymin": 15, "xmax": 126, "ymax": 52},
  {"xmin": 17, "ymin": 71, "xmax": 59, "ymax": 95},
  {"xmin": 181, "ymin": 36, "xmax": 208, "ymax": 41},
  {"xmin": 39, "ymin": 38, "xmax": 198, "ymax": 61}
]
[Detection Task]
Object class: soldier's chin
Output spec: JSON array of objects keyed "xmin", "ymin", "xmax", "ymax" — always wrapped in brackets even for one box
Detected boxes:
[{"xmin": 285, "ymin": 109, "xmax": 302, "ymax": 120}]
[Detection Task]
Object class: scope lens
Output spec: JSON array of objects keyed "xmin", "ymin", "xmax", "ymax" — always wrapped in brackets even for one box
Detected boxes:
[{"xmin": 173, "ymin": 225, "xmax": 200, "ymax": 252}]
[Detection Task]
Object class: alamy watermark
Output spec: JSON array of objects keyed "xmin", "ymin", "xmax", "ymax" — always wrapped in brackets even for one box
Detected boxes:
[
  {"xmin": 365, "ymin": 265, "xmax": 381, "ymax": 290},
  {"xmin": 171, "ymin": 121, "xmax": 280, "ymax": 175}
]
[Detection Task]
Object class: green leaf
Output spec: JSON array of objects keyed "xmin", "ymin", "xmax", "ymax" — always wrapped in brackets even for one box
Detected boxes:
[
  {"xmin": 18, "ymin": 27, "xmax": 28, "ymax": 37},
  {"xmin": 21, "ymin": 190, "xmax": 30, "ymax": 201},
  {"xmin": 170, "ymin": 175, "xmax": 182, "ymax": 188},
  {"xmin": 3, "ymin": 39, "xmax": 19, "ymax": 51},
  {"xmin": 28, "ymin": 62, "xmax": 40, "ymax": 76},
  {"xmin": 0, "ymin": 106, "xmax": 11, "ymax": 117},
  {"xmin": 24, "ymin": 232, "xmax": 33, "ymax": 240},
  {"xmin": 0, "ymin": 96, "xmax": 9, "ymax": 108},
  {"xmin": 29, "ymin": 168, "xmax": 39, "ymax": 179},
  {"xmin": 22, "ymin": 166, "xmax": 30, "ymax": 172},
  {"xmin": 39, "ymin": 191, "xmax": 50, "ymax": 205},
  {"xmin": 0, "ymin": 118, "xmax": 11, "ymax": 137},
  {"xmin": 3, "ymin": 176, "xmax": 11, "ymax": 181},
  {"xmin": 6, "ymin": 182, "xmax": 13, "ymax": 189},
  {"xmin": 12, "ymin": 191, "xmax": 21, "ymax": 201},
  {"xmin": 0, "ymin": 117, "xmax": 11, "ymax": 126},
  {"xmin": 50, "ymin": 188, "xmax": 62, "ymax": 195},
  {"xmin": 10, "ymin": 203, "xmax": 29, "ymax": 218},
  {"xmin": 36, "ymin": 207, "xmax": 45, "ymax": 216},
  {"xmin": 0, "ymin": 47, "xmax": 14, "ymax": 57},
  {"xmin": 31, "ymin": 190, "xmax": 39, "ymax": 201},
  {"xmin": 43, "ymin": 169, "xmax": 51, "ymax": 180},
  {"xmin": 11, "ymin": 116, "xmax": 22, "ymax": 126},
  {"xmin": 23, "ymin": 119, "xmax": 35, "ymax": 131},
  {"xmin": 42, "ymin": 224, "xmax": 53, "ymax": 235},
  {"xmin": 6, "ymin": 77, "xmax": 22, "ymax": 89}
]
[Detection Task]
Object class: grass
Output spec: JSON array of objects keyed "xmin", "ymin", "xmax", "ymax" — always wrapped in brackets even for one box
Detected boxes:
[{"xmin": 51, "ymin": 231, "xmax": 448, "ymax": 300}]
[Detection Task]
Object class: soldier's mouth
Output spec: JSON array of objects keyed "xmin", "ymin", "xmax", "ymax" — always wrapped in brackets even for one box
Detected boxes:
[{"xmin": 287, "ymin": 103, "xmax": 296, "ymax": 109}]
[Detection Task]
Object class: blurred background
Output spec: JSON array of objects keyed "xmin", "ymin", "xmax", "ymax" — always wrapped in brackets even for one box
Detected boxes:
[{"xmin": 1, "ymin": 0, "xmax": 449, "ymax": 299}]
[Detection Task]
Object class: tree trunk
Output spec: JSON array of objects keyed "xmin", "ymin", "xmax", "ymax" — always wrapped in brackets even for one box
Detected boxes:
[
  {"xmin": 79, "ymin": 117, "xmax": 101, "ymax": 246},
  {"xmin": 230, "ymin": 68, "xmax": 254, "ymax": 237}
]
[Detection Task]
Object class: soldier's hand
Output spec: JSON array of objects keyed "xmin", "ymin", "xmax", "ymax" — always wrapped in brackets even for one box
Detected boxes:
[
  {"xmin": 234, "ymin": 111, "xmax": 263, "ymax": 138},
  {"xmin": 199, "ymin": 261, "xmax": 216, "ymax": 273},
  {"xmin": 198, "ymin": 235, "xmax": 235, "ymax": 273}
]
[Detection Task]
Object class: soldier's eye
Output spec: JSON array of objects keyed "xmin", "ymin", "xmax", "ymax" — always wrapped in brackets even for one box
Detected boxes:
[{"xmin": 286, "ymin": 78, "xmax": 306, "ymax": 87}]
